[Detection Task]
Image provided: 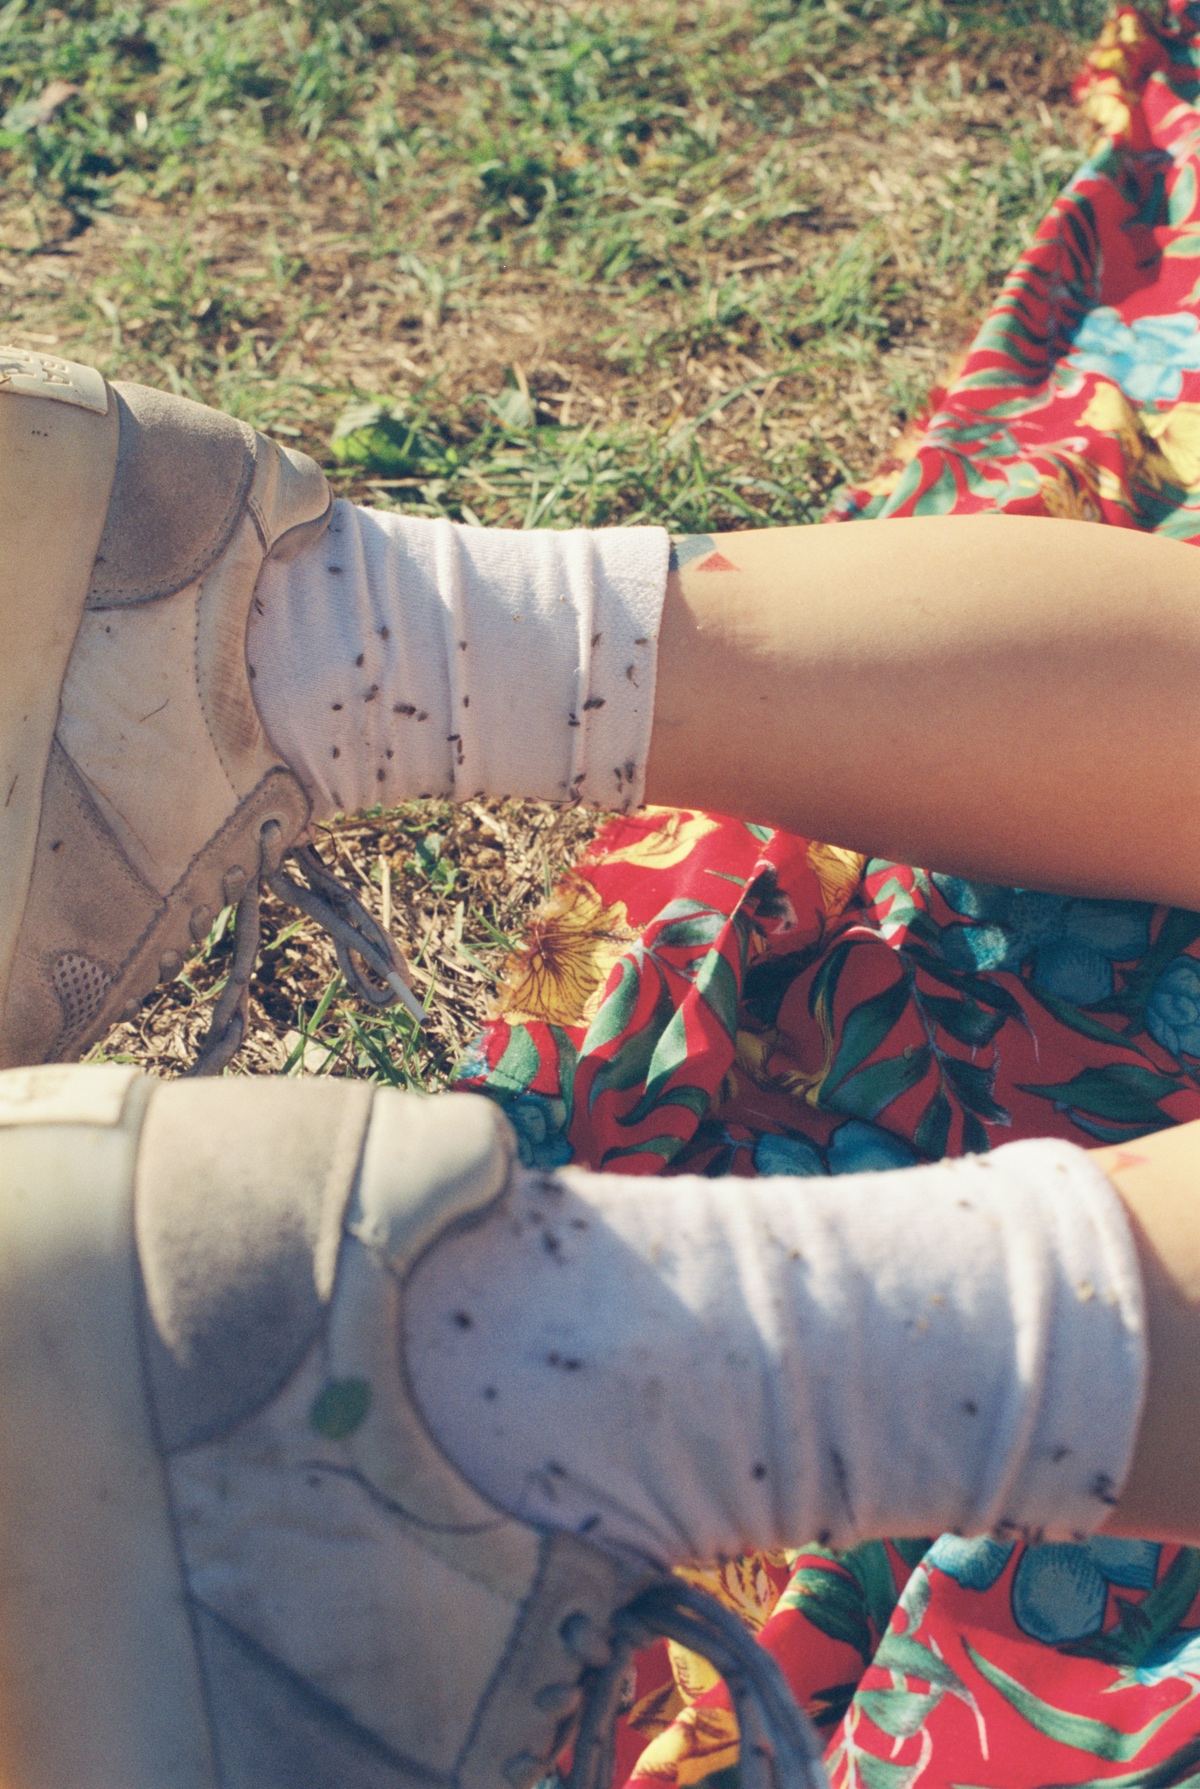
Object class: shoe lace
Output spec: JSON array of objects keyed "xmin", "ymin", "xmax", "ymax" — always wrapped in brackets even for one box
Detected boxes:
[
  {"xmin": 568, "ymin": 1580, "xmax": 831, "ymax": 1789},
  {"xmin": 189, "ymin": 822, "xmax": 424, "ymax": 1076}
]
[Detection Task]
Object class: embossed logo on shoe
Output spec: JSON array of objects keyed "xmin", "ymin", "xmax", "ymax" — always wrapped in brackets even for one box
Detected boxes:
[{"xmin": 0, "ymin": 347, "xmax": 109, "ymax": 414}]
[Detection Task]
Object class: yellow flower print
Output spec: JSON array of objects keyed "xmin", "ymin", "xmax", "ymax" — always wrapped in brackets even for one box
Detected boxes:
[
  {"xmin": 1082, "ymin": 380, "xmax": 1144, "ymax": 458},
  {"xmin": 806, "ymin": 841, "xmax": 866, "ymax": 918},
  {"xmin": 594, "ymin": 807, "xmax": 722, "ymax": 873},
  {"xmin": 733, "ymin": 1024, "xmax": 831, "ymax": 1105},
  {"xmin": 1140, "ymin": 402, "xmax": 1200, "ymax": 489},
  {"xmin": 1081, "ymin": 74, "xmax": 1132, "ymax": 142},
  {"xmin": 1081, "ymin": 381, "xmax": 1200, "ymax": 493},
  {"xmin": 492, "ymin": 878, "xmax": 636, "ymax": 1026},
  {"xmin": 628, "ymin": 1703, "xmax": 741, "ymax": 1788},
  {"xmin": 678, "ymin": 1553, "xmax": 795, "ymax": 1635},
  {"xmin": 665, "ymin": 1641, "xmax": 722, "ymax": 1704},
  {"xmin": 1039, "ymin": 467, "xmax": 1102, "ymax": 523}
]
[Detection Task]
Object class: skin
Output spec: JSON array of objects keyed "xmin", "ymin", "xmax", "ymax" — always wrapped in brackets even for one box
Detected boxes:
[
  {"xmin": 1094, "ymin": 1126, "xmax": 1200, "ymax": 1546},
  {"xmin": 647, "ymin": 516, "xmax": 1200, "ymax": 908},
  {"xmin": 645, "ymin": 515, "xmax": 1200, "ymax": 1541}
]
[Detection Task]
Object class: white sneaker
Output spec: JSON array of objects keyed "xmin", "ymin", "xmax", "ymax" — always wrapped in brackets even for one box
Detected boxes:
[
  {"xmin": 0, "ymin": 347, "xmax": 413, "ymax": 1074},
  {"xmin": 0, "ymin": 1064, "xmax": 823, "ymax": 1789}
]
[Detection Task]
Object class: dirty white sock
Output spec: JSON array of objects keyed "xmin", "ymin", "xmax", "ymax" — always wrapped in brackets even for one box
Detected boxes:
[
  {"xmin": 405, "ymin": 1140, "xmax": 1145, "ymax": 1568},
  {"xmin": 248, "ymin": 502, "xmax": 669, "ymax": 820}
]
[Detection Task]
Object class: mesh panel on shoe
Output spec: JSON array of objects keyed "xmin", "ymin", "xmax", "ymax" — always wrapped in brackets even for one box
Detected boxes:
[{"xmin": 52, "ymin": 952, "xmax": 114, "ymax": 1034}]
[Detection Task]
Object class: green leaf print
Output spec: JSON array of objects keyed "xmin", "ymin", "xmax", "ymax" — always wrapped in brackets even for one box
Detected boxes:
[
  {"xmin": 549, "ymin": 1026, "xmax": 578, "ymax": 1118},
  {"xmin": 856, "ymin": 1688, "xmax": 940, "ymax": 1741},
  {"xmin": 873, "ymin": 1632, "xmax": 974, "ymax": 1702},
  {"xmin": 964, "ymin": 1641, "xmax": 1192, "ymax": 1760},
  {"xmin": 940, "ymin": 1056, "xmax": 1007, "ymax": 1124},
  {"xmin": 617, "ymin": 1081, "xmax": 711, "ymax": 1130},
  {"xmin": 693, "ymin": 947, "xmax": 740, "ymax": 1040},
  {"xmin": 920, "ymin": 995, "xmax": 1007, "ymax": 1049},
  {"xmin": 1020, "ymin": 1064, "xmax": 1183, "ymax": 1129},
  {"xmin": 847, "ymin": 1540, "xmax": 915, "ymax": 1643},
  {"xmin": 654, "ymin": 907, "xmax": 727, "ymax": 951},
  {"xmin": 489, "ymin": 1025, "xmax": 541, "ymax": 1096},
  {"xmin": 854, "ymin": 1751, "xmax": 924, "ymax": 1789},
  {"xmin": 581, "ymin": 956, "xmax": 643, "ymax": 1057},
  {"xmin": 599, "ymin": 1133, "xmax": 686, "ymax": 1168},
  {"xmin": 911, "ymin": 459, "xmax": 959, "ymax": 516},
  {"xmin": 783, "ymin": 1564, "xmax": 874, "ymax": 1664},
  {"xmin": 1068, "ymin": 1549, "xmax": 1200, "ymax": 1670},
  {"xmin": 587, "ymin": 979, "xmax": 674, "ymax": 1110},
  {"xmin": 824, "ymin": 976, "xmax": 913, "ymax": 1096},
  {"xmin": 1168, "ymin": 159, "xmax": 1199, "ymax": 226},
  {"xmin": 1033, "ymin": 1733, "xmax": 1200, "ymax": 1789},
  {"xmin": 1027, "ymin": 984, "xmax": 1139, "ymax": 1048},
  {"xmin": 809, "ymin": 940, "xmax": 855, "ymax": 1028},
  {"xmin": 823, "ymin": 1047, "xmax": 931, "ymax": 1121},
  {"xmin": 913, "ymin": 1089, "xmax": 952, "ymax": 1161}
]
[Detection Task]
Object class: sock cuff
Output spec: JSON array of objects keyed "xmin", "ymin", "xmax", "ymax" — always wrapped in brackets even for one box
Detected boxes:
[
  {"xmin": 249, "ymin": 504, "xmax": 670, "ymax": 819},
  {"xmin": 983, "ymin": 1138, "xmax": 1147, "ymax": 1541},
  {"xmin": 405, "ymin": 1135, "xmax": 1147, "ymax": 1568},
  {"xmin": 753, "ymin": 1137, "xmax": 1148, "ymax": 1549}
]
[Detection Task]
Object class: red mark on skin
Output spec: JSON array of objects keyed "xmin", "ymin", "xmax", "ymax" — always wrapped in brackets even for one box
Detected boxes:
[
  {"xmin": 1110, "ymin": 1151, "xmax": 1150, "ymax": 1172},
  {"xmin": 695, "ymin": 551, "xmax": 738, "ymax": 573}
]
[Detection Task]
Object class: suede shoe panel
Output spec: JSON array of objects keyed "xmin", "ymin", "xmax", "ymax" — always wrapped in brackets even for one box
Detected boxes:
[
  {"xmin": 89, "ymin": 384, "xmax": 257, "ymax": 608},
  {"xmin": 137, "ymin": 1076, "xmax": 375, "ymax": 1452}
]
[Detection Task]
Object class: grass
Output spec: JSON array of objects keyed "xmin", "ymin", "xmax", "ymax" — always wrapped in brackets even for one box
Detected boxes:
[{"xmin": 0, "ymin": 0, "xmax": 1114, "ymax": 1085}]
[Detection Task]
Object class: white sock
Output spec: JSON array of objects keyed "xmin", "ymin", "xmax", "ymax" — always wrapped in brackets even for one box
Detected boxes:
[
  {"xmin": 248, "ymin": 503, "xmax": 669, "ymax": 820},
  {"xmin": 404, "ymin": 1140, "xmax": 1145, "ymax": 1568}
]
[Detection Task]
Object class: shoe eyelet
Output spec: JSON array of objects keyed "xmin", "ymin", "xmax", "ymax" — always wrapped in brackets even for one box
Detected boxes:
[
  {"xmin": 222, "ymin": 865, "xmax": 249, "ymax": 904},
  {"xmin": 534, "ymin": 1681, "xmax": 582, "ymax": 1715},
  {"xmin": 501, "ymin": 1751, "xmax": 542, "ymax": 1786},
  {"xmin": 559, "ymin": 1610, "xmax": 608, "ymax": 1667}
]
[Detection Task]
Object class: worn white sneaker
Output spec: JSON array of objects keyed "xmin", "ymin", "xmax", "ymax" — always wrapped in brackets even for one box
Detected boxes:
[
  {"xmin": 0, "ymin": 348, "xmax": 415, "ymax": 1074},
  {"xmin": 0, "ymin": 1064, "xmax": 822, "ymax": 1789}
]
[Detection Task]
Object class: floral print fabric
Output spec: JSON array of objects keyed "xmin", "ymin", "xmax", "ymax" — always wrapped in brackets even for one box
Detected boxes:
[{"xmin": 455, "ymin": 8, "xmax": 1200, "ymax": 1785}]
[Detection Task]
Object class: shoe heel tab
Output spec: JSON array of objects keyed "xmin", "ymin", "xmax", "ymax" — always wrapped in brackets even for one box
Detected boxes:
[
  {"xmin": 249, "ymin": 430, "xmax": 333, "ymax": 562},
  {"xmin": 348, "ymin": 1089, "xmax": 516, "ymax": 1273}
]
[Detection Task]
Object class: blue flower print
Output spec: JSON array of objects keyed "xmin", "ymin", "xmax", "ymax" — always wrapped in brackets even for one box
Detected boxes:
[
  {"xmin": 1147, "ymin": 956, "xmax": 1200, "ymax": 1058},
  {"xmin": 1085, "ymin": 1537, "xmax": 1161, "ymax": 1591},
  {"xmin": 1067, "ymin": 306, "xmax": 1200, "ymax": 405},
  {"xmin": 1011, "ymin": 1544, "xmax": 1110, "ymax": 1644},
  {"xmin": 753, "ymin": 1132, "xmax": 825, "ymax": 1177},
  {"xmin": 452, "ymin": 1035, "xmax": 490, "ymax": 1085},
  {"xmin": 929, "ymin": 1536, "xmax": 1162, "ymax": 1639},
  {"xmin": 1133, "ymin": 1626, "xmax": 1200, "ymax": 1687},
  {"xmin": 503, "ymin": 1092, "xmax": 574, "ymax": 1170},
  {"xmin": 1009, "ymin": 1539, "xmax": 1162, "ymax": 1646},
  {"xmin": 751, "ymin": 1120, "xmax": 917, "ymax": 1179},
  {"xmin": 926, "ymin": 1534, "xmax": 1015, "ymax": 1592},
  {"xmin": 933, "ymin": 879, "xmax": 1151, "ymax": 1006},
  {"xmin": 826, "ymin": 1119, "xmax": 918, "ymax": 1176}
]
